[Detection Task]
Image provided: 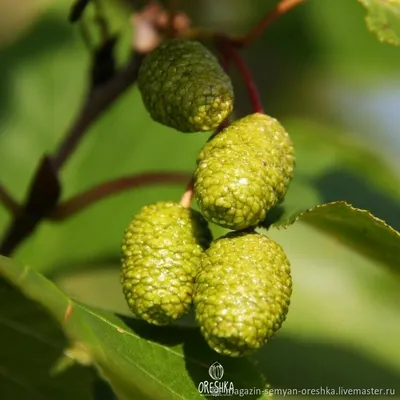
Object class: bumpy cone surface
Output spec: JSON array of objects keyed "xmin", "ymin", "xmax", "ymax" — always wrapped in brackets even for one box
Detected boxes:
[
  {"xmin": 194, "ymin": 231, "xmax": 292, "ymax": 357},
  {"xmin": 138, "ymin": 39, "xmax": 234, "ymax": 133},
  {"xmin": 121, "ymin": 202, "xmax": 212, "ymax": 325},
  {"xmin": 194, "ymin": 113, "xmax": 295, "ymax": 230}
]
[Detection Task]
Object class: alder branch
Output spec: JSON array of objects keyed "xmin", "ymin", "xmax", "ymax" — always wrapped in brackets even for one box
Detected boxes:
[
  {"xmin": 219, "ymin": 39, "xmax": 264, "ymax": 114},
  {"xmin": 232, "ymin": 0, "xmax": 306, "ymax": 47},
  {"xmin": 0, "ymin": 5, "xmax": 162, "ymax": 256},
  {"xmin": 0, "ymin": 55, "xmax": 145, "ymax": 256},
  {"xmin": 51, "ymin": 172, "xmax": 191, "ymax": 220},
  {"xmin": 0, "ymin": 157, "xmax": 61, "ymax": 256},
  {"xmin": 183, "ymin": 0, "xmax": 305, "ymax": 48}
]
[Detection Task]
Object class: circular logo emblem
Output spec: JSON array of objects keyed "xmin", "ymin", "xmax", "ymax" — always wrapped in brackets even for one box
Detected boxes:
[{"xmin": 208, "ymin": 362, "xmax": 224, "ymax": 380}]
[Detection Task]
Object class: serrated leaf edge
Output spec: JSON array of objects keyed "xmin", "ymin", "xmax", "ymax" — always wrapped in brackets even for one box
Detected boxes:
[
  {"xmin": 295, "ymin": 200, "xmax": 400, "ymax": 237},
  {"xmin": 358, "ymin": 0, "xmax": 400, "ymax": 46}
]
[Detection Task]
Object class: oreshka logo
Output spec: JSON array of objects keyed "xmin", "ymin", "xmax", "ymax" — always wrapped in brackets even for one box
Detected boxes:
[
  {"xmin": 208, "ymin": 362, "xmax": 224, "ymax": 380},
  {"xmin": 198, "ymin": 362, "xmax": 235, "ymax": 397}
]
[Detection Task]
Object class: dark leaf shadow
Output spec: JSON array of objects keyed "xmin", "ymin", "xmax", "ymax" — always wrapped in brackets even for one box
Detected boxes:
[
  {"xmin": 118, "ymin": 314, "xmax": 191, "ymax": 347},
  {"xmin": 260, "ymin": 205, "xmax": 285, "ymax": 229},
  {"xmin": 93, "ymin": 377, "xmax": 117, "ymax": 400},
  {"xmin": 118, "ymin": 312, "xmax": 400, "ymax": 397},
  {"xmin": 253, "ymin": 334, "xmax": 400, "ymax": 391},
  {"xmin": 183, "ymin": 331, "xmax": 268, "ymax": 399},
  {"xmin": 118, "ymin": 314, "xmax": 268, "ymax": 399},
  {"xmin": 313, "ymin": 169, "xmax": 400, "ymax": 231},
  {"xmin": 0, "ymin": 280, "xmax": 95, "ymax": 400}
]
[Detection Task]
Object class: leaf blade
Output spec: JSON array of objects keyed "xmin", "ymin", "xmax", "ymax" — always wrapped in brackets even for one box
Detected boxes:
[
  {"xmin": 359, "ymin": 0, "xmax": 400, "ymax": 45},
  {"xmin": 295, "ymin": 201, "xmax": 400, "ymax": 272},
  {"xmin": 0, "ymin": 255, "xmax": 270, "ymax": 400}
]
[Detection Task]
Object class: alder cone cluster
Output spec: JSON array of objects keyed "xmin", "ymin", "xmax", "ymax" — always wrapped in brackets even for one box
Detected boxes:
[{"xmin": 121, "ymin": 39, "xmax": 295, "ymax": 357}]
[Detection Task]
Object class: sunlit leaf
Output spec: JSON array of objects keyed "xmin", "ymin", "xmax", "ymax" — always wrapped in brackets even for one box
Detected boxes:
[
  {"xmin": 359, "ymin": 0, "xmax": 400, "ymax": 45},
  {"xmin": 272, "ymin": 201, "xmax": 400, "ymax": 273}
]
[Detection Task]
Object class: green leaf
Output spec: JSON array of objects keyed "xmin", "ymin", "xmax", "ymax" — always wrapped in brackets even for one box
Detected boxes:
[
  {"xmin": 0, "ymin": 281, "xmax": 94, "ymax": 399},
  {"xmin": 358, "ymin": 0, "xmax": 400, "ymax": 45},
  {"xmin": 0, "ymin": 255, "xmax": 270, "ymax": 400},
  {"xmin": 289, "ymin": 201, "xmax": 400, "ymax": 272}
]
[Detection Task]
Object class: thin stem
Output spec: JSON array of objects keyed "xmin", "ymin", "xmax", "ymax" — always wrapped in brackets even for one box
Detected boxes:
[
  {"xmin": 0, "ymin": 157, "xmax": 61, "ymax": 256},
  {"xmin": 233, "ymin": 0, "xmax": 306, "ymax": 47},
  {"xmin": 0, "ymin": 184, "xmax": 20, "ymax": 215},
  {"xmin": 52, "ymin": 52, "xmax": 144, "ymax": 171},
  {"xmin": 0, "ymin": 57, "xmax": 145, "ymax": 255},
  {"xmin": 182, "ymin": 0, "xmax": 305, "ymax": 47},
  {"xmin": 69, "ymin": 0, "xmax": 91, "ymax": 23},
  {"xmin": 50, "ymin": 172, "xmax": 190, "ymax": 221},
  {"xmin": 220, "ymin": 40, "xmax": 264, "ymax": 114},
  {"xmin": 179, "ymin": 177, "xmax": 194, "ymax": 209},
  {"xmin": 217, "ymin": 42, "xmax": 231, "ymax": 74},
  {"xmin": 0, "ymin": 6, "xmax": 162, "ymax": 256}
]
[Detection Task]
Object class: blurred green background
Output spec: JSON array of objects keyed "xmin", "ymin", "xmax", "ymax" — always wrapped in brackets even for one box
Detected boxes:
[{"xmin": 1, "ymin": 0, "xmax": 400, "ymax": 396}]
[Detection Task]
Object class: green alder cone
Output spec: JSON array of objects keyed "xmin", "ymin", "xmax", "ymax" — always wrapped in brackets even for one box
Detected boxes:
[
  {"xmin": 138, "ymin": 39, "xmax": 234, "ymax": 133},
  {"xmin": 194, "ymin": 113, "xmax": 295, "ymax": 230},
  {"xmin": 194, "ymin": 231, "xmax": 292, "ymax": 357},
  {"xmin": 121, "ymin": 201, "xmax": 212, "ymax": 325}
]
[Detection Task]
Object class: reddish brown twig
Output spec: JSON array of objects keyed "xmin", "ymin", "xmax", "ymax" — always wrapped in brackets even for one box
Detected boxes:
[
  {"xmin": 50, "ymin": 172, "xmax": 190, "ymax": 220},
  {"xmin": 0, "ymin": 184, "xmax": 20, "ymax": 215},
  {"xmin": 0, "ymin": 5, "xmax": 174, "ymax": 256},
  {"xmin": 179, "ymin": 177, "xmax": 195, "ymax": 208},
  {"xmin": 233, "ymin": 0, "xmax": 306, "ymax": 47},
  {"xmin": 182, "ymin": 0, "xmax": 305, "ymax": 48},
  {"xmin": 218, "ymin": 41, "xmax": 231, "ymax": 74},
  {"xmin": 220, "ymin": 39, "xmax": 264, "ymax": 114},
  {"xmin": 0, "ymin": 157, "xmax": 61, "ymax": 256}
]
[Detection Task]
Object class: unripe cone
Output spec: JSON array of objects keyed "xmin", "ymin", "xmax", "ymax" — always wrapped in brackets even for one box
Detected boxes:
[
  {"xmin": 138, "ymin": 39, "xmax": 234, "ymax": 133},
  {"xmin": 194, "ymin": 231, "xmax": 292, "ymax": 357},
  {"xmin": 194, "ymin": 113, "xmax": 295, "ymax": 230},
  {"xmin": 121, "ymin": 202, "xmax": 212, "ymax": 325}
]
